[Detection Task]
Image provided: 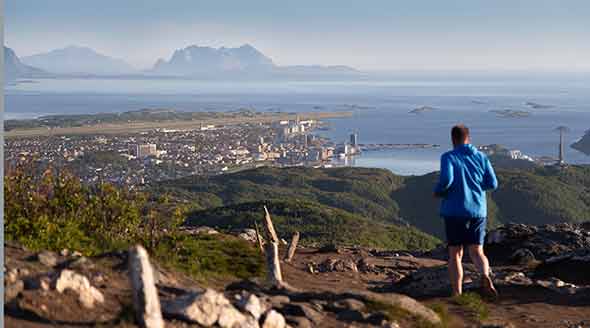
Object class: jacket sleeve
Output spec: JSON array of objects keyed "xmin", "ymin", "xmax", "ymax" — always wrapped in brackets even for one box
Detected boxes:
[
  {"xmin": 482, "ymin": 157, "xmax": 498, "ymax": 191},
  {"xmin": 434, "ymin": 154, "xmax": 453, "ymax": 195}
]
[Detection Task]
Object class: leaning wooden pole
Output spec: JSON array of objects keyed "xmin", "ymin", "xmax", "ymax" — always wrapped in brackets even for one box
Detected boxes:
[
  {"xmin": 254, "ymin": 220, "xmax": 265, "ymax": 253},
  {"xmin": 263, "ymin": 206, "xmax": 283, "ymax": 287},
  {"xmin": 284, "ymin": 231, "xmax": 300, "ymax": 263}
]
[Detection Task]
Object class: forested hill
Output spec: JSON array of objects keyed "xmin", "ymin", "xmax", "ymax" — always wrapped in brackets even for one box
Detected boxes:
[{"xmin": 157, "ymin": 165, "xmax": 590, "ymax": 242}]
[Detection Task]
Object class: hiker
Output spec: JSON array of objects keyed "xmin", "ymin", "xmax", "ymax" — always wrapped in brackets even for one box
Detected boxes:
[{"xmin": 433, "ymin": 124, "xmax": 499, "ymax": 298}]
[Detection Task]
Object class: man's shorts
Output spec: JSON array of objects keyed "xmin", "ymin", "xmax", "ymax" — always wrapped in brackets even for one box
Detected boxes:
[{"xmin": 443, "ymin": 216, "xmax": 486, "ymax": 246}]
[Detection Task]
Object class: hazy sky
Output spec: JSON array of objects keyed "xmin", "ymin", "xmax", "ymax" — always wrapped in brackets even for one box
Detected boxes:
[{"xmin": 6, "ymin": 0, "xmax": 590, "ymax": 72}]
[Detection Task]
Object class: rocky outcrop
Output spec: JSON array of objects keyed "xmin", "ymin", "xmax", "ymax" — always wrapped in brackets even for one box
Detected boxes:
[
  {"xmin": 53, "ymin": 269, "xmax": 104, "ymax": 308},
  {"xmin": 485, "ymin": 223, "xmax": 590, "ymax": 265}
]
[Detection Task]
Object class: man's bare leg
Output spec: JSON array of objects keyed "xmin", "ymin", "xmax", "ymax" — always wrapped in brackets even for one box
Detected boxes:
[
  {"xmin": 468, "ymin": 244, "xmax": 498, "ymax": 298},
  {"xmin": 448, "ymin": 245, "xmax": 464, "ymax": 296}
]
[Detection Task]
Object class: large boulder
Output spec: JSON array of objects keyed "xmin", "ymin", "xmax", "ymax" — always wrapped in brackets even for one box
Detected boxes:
[{"xmin": 162, "ymin": 288, "xmax": 231, "ymax": 326}]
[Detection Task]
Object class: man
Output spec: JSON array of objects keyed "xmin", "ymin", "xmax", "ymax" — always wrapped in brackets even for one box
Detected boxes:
[{"xmin": 434, "ymin": 124, "xmax": 498, "ymax": 297}]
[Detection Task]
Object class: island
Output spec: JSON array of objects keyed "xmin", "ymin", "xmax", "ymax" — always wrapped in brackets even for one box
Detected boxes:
[
  {"xmin": 525, "ymin": 101, "xmax": 554, "ymax": 109},
  {"xmin": 490, "ymin": 109, "xmax": 532, "ymax": 118},
  {"xmin": 572, "ymin": 129, "xmax": 590, "ymax": 156},
  {"xmin": 409, "ymin": 106, "xmax": 437, "ymax": 114}
]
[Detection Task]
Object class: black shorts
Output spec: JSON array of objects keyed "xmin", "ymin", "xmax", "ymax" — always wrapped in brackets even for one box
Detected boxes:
[{"xmin": 443, "ymin": 216, "xmax": 487, "ymax": 246}]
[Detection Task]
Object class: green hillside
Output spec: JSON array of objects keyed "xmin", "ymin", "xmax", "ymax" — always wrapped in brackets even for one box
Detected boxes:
[
  {"xmin": 158, "ymin": 165, "xmax": 590, "ymax": 241},
  {"xmin": 186, "ymin": 200, "xmax": 439, "ymax": 250}
]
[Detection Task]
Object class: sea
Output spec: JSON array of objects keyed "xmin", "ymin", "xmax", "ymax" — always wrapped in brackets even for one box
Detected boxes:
[{"xmin": 5, "ymin": 76, "xmax": 590, "ymax": 175}]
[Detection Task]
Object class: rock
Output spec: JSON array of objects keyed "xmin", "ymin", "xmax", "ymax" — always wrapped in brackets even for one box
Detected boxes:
[
  {"xmin": 281, "ymin": 303, "xmax": 324, "ymax": 325},
  {"xmin": 365, "ymin": 311, "xmax": 389, "ymax": 326},
  {"xmin": 318, "ymin": 244, "xmax": 342, "ymax": 254},
  {"xmin": 357, "ymin": 257, "xmax": 376, "ymax": 273},
  {"xmin": 5, "ymin": 268, "xmax": 19, "ymax": 284},
  {"xmin": 128, "ymin": 245, "xmax": 165, "ymax": 328},
  {"xmin": 330, "ymin": 298, "xmax": 365, "ymax": 312},
  {"xmin": 60, "ymin": 249, "xmax": 70, "ymax": 257},
  {"xmin": 162, "ymin": 289, "xmax": 230, "ymax": 326},
  {"xmin": 266, "ymin": 295, "xmax": 291, "ymax": 308},
  {"xmin": 535, "ymin": 250, "xmax": 590, "ymax": 285},
  {"xmin": 238, "ymin": 229, "xmax": 258, "ymax": 242},
  {"xmin": 285, "ymin": 316, "xmax": 312, "ymax": 328},
  {"xmin": 72, "ymin": 251, "xmax": 83, "ymax": 257},
  {"xmin": 498, "ymin": 272, "xmax": 533, "ymax": 286},
  {"xmin": 485, "ymin": 223, "xmax": 590, "ymax": 265},
  {"xmin": 5, "ymin": 279, "xmax": 24, "ymax": 301},
  {"xmin": 353, "ymin": 291, "xmax": 441, "ymax": 325},
  {"xmin": 336, "ymin": 309, "xmax": 365, "ymax": 322},
  {"xmin": 261, "ymin": 310, "xmax": 286, "ymax": 328},
  {"xmin": 237, "ymin": 293, "xmax": 266, "ymax": 320},
  {"xmin": 316, "ymin": 258, "xmax": 358, "ymax": 273},
  {"xmin": 510, "ymin": 248, "xmax": 536, "ymax": 265},
  {"xmin": 37, "ymin": 251, "xmax": 58, "ymax": 267},
  {"xmin": 218, "ymin": 304, "xmax": 248, "ymax": 328},
  {"xmin": 398, "ymin": 265, "xmax": 477, "ymax": 297},
  {"xmin": 53, "ymin": 269, "xmax": 104, "ymax": 308}
]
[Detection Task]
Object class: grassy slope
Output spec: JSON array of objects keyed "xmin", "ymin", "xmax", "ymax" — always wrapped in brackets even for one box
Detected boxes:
[{"xmin": 158, "ymin": 165, "xmax": 590, "ymax": 241}]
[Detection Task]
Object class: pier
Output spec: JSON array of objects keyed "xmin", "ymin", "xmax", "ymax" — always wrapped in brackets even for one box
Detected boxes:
[{"xmin": 358, "ymin": 143, "xmax": 440, "ymax": 151}]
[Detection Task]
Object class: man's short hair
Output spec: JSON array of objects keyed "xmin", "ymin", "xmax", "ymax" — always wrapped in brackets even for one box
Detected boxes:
[{"xmin": 451, "ymin": 124, "xmax": 470, "ymax": 143}]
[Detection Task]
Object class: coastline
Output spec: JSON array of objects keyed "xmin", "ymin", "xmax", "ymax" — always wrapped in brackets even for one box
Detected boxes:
[{"xmin": 4, "ymin": 111, "xmax": 353, "ymax": 138}]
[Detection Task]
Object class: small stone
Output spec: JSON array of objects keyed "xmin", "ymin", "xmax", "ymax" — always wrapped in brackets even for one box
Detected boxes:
[
  {"xmin": 267, "ymin": 295, "xmax": 290, "ymax": 308},
  {"xmin": 237, "ymin": 293, "xmax": 266, "ymax": 320},
  {"xmin": 5, "ymin": 279, "xmax": 24, "ymax": 301},
  {"xmin": 286, "ymin": 316, "xmax": 312, "ymax": 328},
  {"xmin": 37, "ymin": 251, "xmax": 58, "ymax": 267},
  {"xmin": 261, "ymin": 310, "xmax": 286, "ymax": 328},
  {"xmin": 72, "ymin": 251, "xmax": 83, "ymax": 257},
  {"xmin": 6, "ymin": 268, "xmax": 19, "ymax": 284},
  {"xmin": 510, "ymin": 248, "xmax": 536, "ymax": 265},
  {"xmin": 53, "ymin": 269, "xmax": 104, "ymax": 308},
  {"xmin": 218, "ymin": 304, "xmax": 248, "ymax": 328},
  {"xmin": 336, "ymin": 309, "xmax": 365, "ymax": 322},
  {"xmin": 331, "ymin": 298, "xmax": 365, "ymax": 311}
]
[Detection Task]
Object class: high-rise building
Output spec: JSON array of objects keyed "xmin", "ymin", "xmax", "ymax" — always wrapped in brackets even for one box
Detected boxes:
[
  {"xmin": 136, "ymin": 144, "xmax": 157, "ymax": 158},
  {"xmin": 350, "ymin": 132, "xmax": 358, "ymax": 147}
]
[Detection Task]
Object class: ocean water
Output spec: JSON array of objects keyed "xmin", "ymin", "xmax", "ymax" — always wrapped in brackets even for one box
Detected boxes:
[{"xmin": 5, "ymin": 77, "xmax": 590, "ymax": 175}]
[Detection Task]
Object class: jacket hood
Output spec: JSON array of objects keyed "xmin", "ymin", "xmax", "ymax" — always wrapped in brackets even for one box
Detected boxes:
[{"xmin": 454, "ymin": 143, "xmax": 477, "ymax": 154}]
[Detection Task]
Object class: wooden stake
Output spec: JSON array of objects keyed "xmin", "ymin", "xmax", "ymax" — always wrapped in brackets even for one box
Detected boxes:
[
  {"xmin": 262, "ymin": 206, "xmax": 283, "ymax": 287},
  {"xmin": 284, "ymin": 231, "xmax": 300, "ymax": 263},
  {"xmin": 265, "ymin": 242, "xmax": 283, "ymax": 286},
  {"xmin": 254, "ymin": 220, "xmax": 264, "ymax": 252},
  {"xmin": 263, "ymin": 206, "xmax": 279, "ymax": 243}
]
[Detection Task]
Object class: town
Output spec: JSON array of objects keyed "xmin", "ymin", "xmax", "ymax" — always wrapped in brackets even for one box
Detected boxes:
[{"xmin": 5, "ymin": 117, "xmax": 362, "ymax": 188}]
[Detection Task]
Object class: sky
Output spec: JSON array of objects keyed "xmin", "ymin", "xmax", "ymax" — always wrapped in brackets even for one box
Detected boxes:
[{"xmin": 5, "ymin": 0, "xmax": 590, "ymax": 72}]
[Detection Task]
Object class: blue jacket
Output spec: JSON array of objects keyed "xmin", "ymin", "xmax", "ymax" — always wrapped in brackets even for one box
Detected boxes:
[{"xmin": 434, "ymin": 144, "xmax": 498, "ymax": 218}]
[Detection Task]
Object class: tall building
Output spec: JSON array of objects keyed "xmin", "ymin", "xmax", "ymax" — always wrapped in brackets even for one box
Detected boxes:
[
  {"xmin": 350, "ymin": 132, "xmax": 358, "ymax": 147},
  {"xmin": 136, "ymin": 144, "xmax": 157, "ymax": 158}
]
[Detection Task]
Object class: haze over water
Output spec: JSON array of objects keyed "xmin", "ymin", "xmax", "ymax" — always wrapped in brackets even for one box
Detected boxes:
[{"xmin": 6, "ymin": 76, "xmax": 590, "ymax": 175}]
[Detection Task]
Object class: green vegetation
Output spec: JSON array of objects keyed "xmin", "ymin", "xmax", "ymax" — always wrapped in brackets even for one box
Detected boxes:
[
  {"xmin": 4, "ymin": 108, "xmax": 259, "ymax": 131},
  {"xmin": 452, "ymin": 292, "xmax": 489, "ymax": 322},
  {"xmin": 187, "ymin": 200, "xmax": 439, "ymax": 250},
  {"xmin": 364, "ymin": 299, "xmax": 446, "ymax": 328},
  {"xmin": 4, "ymin": 167, "xmax": 264, "ymax": 280},
  {"xmin": 159, "ymin": 165, "xmax": 590, "ymax": 240}
]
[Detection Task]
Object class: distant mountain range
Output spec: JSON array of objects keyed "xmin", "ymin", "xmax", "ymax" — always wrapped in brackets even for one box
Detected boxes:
[
  {"xmin": 21, "ymin": 45, "xmax": 136, "ymax": 75},
  {"xmin": 5, "ymin": 43, "xmax": 360, "ymax": 80},
  {"xmin": 4, "ymin": 46, "xmax": 47, "ymax": 81},
  {"xmin": 150, "ymin": 44, "xmax": 359, "ymax": 78}
]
